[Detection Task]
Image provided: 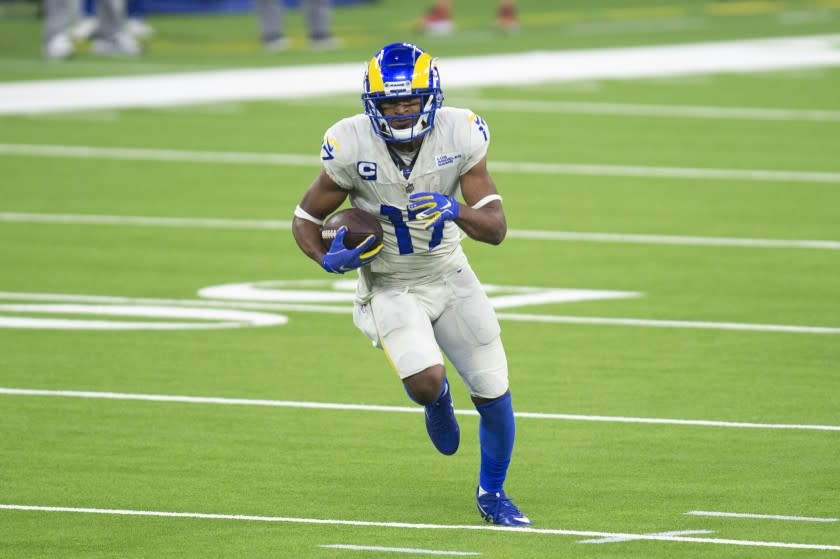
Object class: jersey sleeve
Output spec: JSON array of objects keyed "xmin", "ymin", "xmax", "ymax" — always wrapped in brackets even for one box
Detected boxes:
[
  {"xmin": 460, "ymin": 111, "xmax": 490, "ymax": 175},
  {"xmin": 320, "ymin": 123, "xmax": 356, "ymax": 191}
]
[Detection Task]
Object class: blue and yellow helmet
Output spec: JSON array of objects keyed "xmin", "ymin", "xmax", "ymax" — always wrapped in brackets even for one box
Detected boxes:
[{"xmin": 362, "ymin": 42, "xmax": 443, "ymax": 143}]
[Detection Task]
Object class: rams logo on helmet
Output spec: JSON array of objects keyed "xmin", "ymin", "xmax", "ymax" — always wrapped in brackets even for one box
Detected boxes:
[{"xmin": 362, "ymin": 42, "xmax": 443, "ymax": 143}]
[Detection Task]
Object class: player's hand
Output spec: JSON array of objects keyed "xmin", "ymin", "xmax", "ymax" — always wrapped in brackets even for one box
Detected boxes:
[
  {"xmin": 321, "ymin": 226, "xmax": 382, "ymax": 274},
  {"xmin": 408, "ymin": 192, "xmax": 460, "ymax": 230}
]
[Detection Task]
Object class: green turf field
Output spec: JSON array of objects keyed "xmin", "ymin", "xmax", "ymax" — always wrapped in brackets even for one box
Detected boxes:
[{"xmin": 1, "ymin": 1, "xmax": 840, "ymax": 557}]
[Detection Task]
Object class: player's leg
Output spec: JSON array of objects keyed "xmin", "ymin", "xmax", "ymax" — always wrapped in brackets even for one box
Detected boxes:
[
  {"xmin": 126, "ymin": 0, "xmax": 154, "ymax": 40},
  {"xmin": 354, "ymin": 289, "xmax": 459, "ymax": 455},
  {"xmin": 303, "ymin": 0, "xmax": 338, "ymax": 49},
  {"xmin": 420, "ymin": 0, "xmax": 454, "ymax": 35},
  {"xmin": 402, "ymin": 364, "xmax": 444, "ymax": 404},
  {"xmin": 496, "ymin": 0, "xmax": 519, "ymax": 32},
  {"xmin": 404, "ymin": 363, "xmax": 459, "ymax": 456},
  {"xmin": 43, "ymin": 0, "xmax": 78, "ymax": 59},
  {"xmin": 255, "ymin": 0, "xmax": 287, "ymax": 51},
  {"xmin": 70, "ymin": 0, "xmax": 98, "ymax": 42},
  {"xmin": 433, "ymin": 266, "xmax": 530, "ymax": 526},
  {"xmin": 94, "ymin": 0, "xmax": 120, "ymax": 38},
  {"xmin": 92, "ymin": 0, "xmax": 141, "ymax": 55}
]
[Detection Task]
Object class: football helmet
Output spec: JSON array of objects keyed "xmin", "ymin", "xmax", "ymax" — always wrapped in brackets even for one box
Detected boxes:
[{"xmin": 362, "ymin": 42, "xmax": 443, "ymax": 143}]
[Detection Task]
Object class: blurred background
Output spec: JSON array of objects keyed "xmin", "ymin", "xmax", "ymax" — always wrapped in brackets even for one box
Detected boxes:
[{"xmin": 1, "ymin": 0, "xmax": 839, "ymax": 78}]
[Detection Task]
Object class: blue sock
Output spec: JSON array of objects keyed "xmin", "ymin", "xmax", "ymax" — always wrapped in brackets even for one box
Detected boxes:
[{"xmin": 475, "ymin": 391, "xmax": 515, "ymax": 494}]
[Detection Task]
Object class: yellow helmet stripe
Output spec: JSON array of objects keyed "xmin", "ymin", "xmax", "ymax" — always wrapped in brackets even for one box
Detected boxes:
[
  {"xmin": 411, "ymin": 52, "xmax": 433, "ymax": 89},
  {"xmin": 367, "ymin": 57, "xmax": 385, "ymax": 93}
]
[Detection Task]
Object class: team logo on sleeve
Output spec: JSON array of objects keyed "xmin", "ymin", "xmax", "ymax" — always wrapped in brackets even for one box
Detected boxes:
[
  {"xmin": 471, "ymin": 113, "xmax": 489, "ymax": 142},
  {"xmin": 321, "ymin": 137, "xmax": 338, "ymax": 161},
  {"xmin": 357, "ymin": 161, "xmax": 377, "ymax": 180}
]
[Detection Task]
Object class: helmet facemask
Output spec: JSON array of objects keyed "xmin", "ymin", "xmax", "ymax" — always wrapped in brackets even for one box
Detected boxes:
[{"xmin": 363, "ymin": 88, "xmax": 441, "ymax": 143}]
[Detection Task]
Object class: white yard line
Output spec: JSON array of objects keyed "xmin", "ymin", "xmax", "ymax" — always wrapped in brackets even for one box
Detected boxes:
[
  {"xmin": 504, "ymin": 229, "xmax": 840, "ymax": 250},
  {"xmin": 269, "ymin": 95, "xmax": 840, "ymax": 123},
  {"xmin": 0, "ymin": 291, "xmax": 354, "ymax": 315},
  {"xmin": 453, "ymin": 99, "xmax": 840, "ymax": 122},
  {"xmin": 0, "ymin": 212, "xmax": 295, "ymax": 231},
  {"xmin": 2, "ymin": 143, "xmax": 839, "ymax": 183},
  {"xmin": 1, "ymin": 504, "xmax": 838, "ymax": 552},
  {"xmin": 495, "ymin": 313, "xmax": 840, "ymax": 335},
  {"xmin": 0, "ymin": 143, "xmax": 314, "ymax": 166},
  {"xmin": 0, "ymin": 291, "xmax": 838, "ymax": 335},
  {"xmin": 320, "ymin": 544, "xmax": 480, "ymax": 556},
  {"xmin": 2, "ymin": 35, "xmax": 840, "ymax": 114},
  {"xmin": 2, "ymin": 211, "xmax": 837, "ymax": 251},
  {"xmin": 488, "ymin": 160, "xmax": 840, "ymax": 183},
  {"xmin": 686, "ymin": 511, "xmax": 838, "ymax": 522},
  {"xmin": 1, "ymin": 387, "xmax": 838, "ymax": 432},
  {"xmin": 579, "ymin": 529, "xmax": 714, "ymax": 544},
  {"xmin": 0, "ymin": 303, "xmax": 288, "ymax": 330}
]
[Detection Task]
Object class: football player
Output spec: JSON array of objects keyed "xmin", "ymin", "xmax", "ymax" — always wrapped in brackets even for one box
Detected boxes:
[{"xmin": 292, "ymin": 42, "xmax": 530, "ymax": 526}]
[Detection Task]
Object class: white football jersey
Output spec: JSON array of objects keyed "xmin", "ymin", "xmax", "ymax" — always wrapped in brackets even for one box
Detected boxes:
[{"xmin": 320, "ymin": 107, "xmax": 491, "ymax": 299}]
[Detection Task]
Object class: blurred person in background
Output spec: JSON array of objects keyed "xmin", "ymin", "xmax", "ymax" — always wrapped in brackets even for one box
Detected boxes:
[
  {"xmin": 44, "ymin": 0, "xmax": 141, "ymax": 59},
  {"xmin": 255, "ymin": 0, "xmax": 339, "ymax": 51},
  {"xmin": 420, "ymin": 0, "xmax": 519, "ymax": 35},
  {"xmin": 73, "ymin": 0, "xmax": 155, "ymax": 42}
]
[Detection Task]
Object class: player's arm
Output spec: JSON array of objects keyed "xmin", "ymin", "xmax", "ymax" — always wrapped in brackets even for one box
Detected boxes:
[
  {"xmin": 292, "ymin": 169, "xmax": 348, "ymax": 264},
  {"xmin": 408, "ymin": 156, "xmax": 506, "ymax": 245},
  {"xmin": 453, "ymin": 156, "xmax": 507, "ymax": 245},
  {"xmin": 293, "ymin": 170, "xmax": 381, "ymax": 274}
]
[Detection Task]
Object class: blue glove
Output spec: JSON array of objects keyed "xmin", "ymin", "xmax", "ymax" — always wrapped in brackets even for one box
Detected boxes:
[
  {"xmin": 321, "ymin": 226, "xmax": 382, "ymax": 274},
  {"xmin": 407, "ymin": 192, "xmax": 460, "ymax": 230}
]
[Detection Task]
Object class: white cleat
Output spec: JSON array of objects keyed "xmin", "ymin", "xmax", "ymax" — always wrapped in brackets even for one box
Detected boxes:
[
  {"xmin": 91, "ymin": 30, "xmax": 142, "ymax": 56},
  {"xmin": 263, "ymin": 36, "xmax": 290, "ymax": 52},
  {"xmin": 126, "ymin": 18, "xmax": 155, "ymax": 40},
  {"xmin": 70, "ymin": 17, "xmax": 99, "ymax": 41},
  {"xmin": 309, "ymin": 36, "xmax": 342, "ymax": 51},
  {"xmin": 44, "ymin": 33, "xmax": 74, "ymax": 60}
]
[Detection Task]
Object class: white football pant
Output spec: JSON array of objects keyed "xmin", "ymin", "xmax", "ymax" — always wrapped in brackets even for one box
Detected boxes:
[{"xmin": 353, "ymin": 264, "xmax": 509, "ymax": 399}]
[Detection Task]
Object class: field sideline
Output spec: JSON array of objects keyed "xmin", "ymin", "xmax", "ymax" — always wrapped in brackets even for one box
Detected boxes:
[{"xmin": 2, "ymin": 34, "xmax": 840, "ymax": 114}]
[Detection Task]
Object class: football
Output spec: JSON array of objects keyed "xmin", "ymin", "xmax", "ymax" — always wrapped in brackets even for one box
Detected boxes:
[{"xmin": 321, "ymin": 208, "xmax": 384, "ymax": 251}]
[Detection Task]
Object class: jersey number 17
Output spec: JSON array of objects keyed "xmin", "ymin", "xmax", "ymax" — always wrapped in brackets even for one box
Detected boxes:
[{"xmin": 380, "ymin": 204, "xmax": 444, "ymax": 254}]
